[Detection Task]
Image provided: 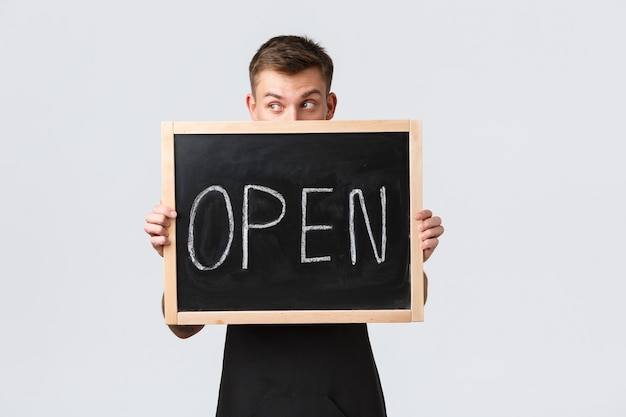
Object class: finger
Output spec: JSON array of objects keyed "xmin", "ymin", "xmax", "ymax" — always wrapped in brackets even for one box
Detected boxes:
[
  {"xmin": 144, "ymin": 222, "xmax": 169, "ymax": 238},
  {"xmin": 418, "ymin": 216, "xmax": 442, "ymax": 232},
  {"xmin": 414, "ymin": 209, "xmax": 433, "ymax": 221},
  {"xmin": 419, "ymin": 225, "xmax": 444, "ymax": 241},
  {"xmin": 151, "ymin": 235, "xmax": 170, "ymax": 257},
  {"xmin": 145, "ymin": 212, "xmax": 172, "ymax": 228},
  {"xmin": 421, "ymin": 238, "xmax": 439, "ymax": 262},
  {"xmin": 152, "ymin": 204, "xmax": 177, "ymax": 219},
  {"xmin": 420, "ymin": 237, "xmax": 439, "ymax": 251}
]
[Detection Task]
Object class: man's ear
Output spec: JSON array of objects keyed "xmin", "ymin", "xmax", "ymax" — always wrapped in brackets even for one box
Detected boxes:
[
  {"xmin": 246, "ymin": 93, "xmax": 259, "ymax": 121},
  {"xmin": 325, "ymin": 92, "xmax": 338, "ymax": 120}
]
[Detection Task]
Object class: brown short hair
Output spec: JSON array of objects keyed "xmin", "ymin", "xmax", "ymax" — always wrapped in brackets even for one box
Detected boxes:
[{"xmin": 249, "ymin": 35, "xmax": 334, "ymax": 95}]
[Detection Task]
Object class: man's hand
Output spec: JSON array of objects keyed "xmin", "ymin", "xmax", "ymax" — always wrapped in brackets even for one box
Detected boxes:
[
  {"xmin": 415, "ymin": 209, "xmax": 444, "ymax": 262},
  {"xmin": 144, "ymin": 203, "xmax": 177, "ymax": 257}
]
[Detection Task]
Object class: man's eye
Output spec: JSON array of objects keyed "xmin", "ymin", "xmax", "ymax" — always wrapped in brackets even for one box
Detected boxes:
[
  {"xmin": 302, "ymin": 101, "xmax": 315, "ymax": 109},
  {"xmin": 269, "ymin": 103, "xmax": 282, "ymax": 111}
]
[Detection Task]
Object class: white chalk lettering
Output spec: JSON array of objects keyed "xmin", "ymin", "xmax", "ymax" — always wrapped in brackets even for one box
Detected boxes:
[
  {"xmin": 242, "ymin": 184, "xmax": 286, "ymax": 269},
  {"xmin": 349, "ymin": 187, "xmax": 387, "ymax": 265},
  {"xmin": 188, "ymin": 184, "xmax": 389, "ymax": 271},
  {"xmin": 188, "ymin": 185, "xmax": 234, "ymax": 271},
  {"xmin": 301, "ymin": 188, "xmax": 334, "ymax": 263}
]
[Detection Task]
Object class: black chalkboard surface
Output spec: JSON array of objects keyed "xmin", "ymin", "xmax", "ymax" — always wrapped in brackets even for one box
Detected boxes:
[{"xmin": 162, "ymin": 120, "xmax": 423, "ymax": 325}]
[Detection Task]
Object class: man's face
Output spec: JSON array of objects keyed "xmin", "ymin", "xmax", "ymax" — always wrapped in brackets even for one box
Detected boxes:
[{"xmin": 246, "ymin": 68, "xmax": 337, "ymax": 121}]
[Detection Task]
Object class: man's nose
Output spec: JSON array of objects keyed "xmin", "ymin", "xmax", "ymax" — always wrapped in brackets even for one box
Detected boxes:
[{"xmin": 283, "ymin": 106, "xmax": 299, "ymax": 121}]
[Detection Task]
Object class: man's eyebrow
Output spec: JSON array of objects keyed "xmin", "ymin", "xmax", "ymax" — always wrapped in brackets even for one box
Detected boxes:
[
  {"xmin": 262, "ymin": 89, "xmax": 323, "ymax": 100},
  {"xmin": 301, "ymin": 89, "xmax": 323, "ymax": 98}
]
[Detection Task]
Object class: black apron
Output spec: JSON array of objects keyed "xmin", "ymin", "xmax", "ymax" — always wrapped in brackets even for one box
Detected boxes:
[{"xmin": 216, "ymin": 324, "xmax": 387, "ymax": 417}]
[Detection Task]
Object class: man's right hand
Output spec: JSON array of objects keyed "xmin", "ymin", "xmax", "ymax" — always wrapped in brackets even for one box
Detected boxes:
[{"xmin": 144, "ymin": 203, "xmax": 177, "ymax": 257}]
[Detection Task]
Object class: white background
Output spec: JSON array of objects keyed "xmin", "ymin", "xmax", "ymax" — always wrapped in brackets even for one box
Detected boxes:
[{"xmin": 1, "ymin": 1, "xmax": 625, "ymax": 416}]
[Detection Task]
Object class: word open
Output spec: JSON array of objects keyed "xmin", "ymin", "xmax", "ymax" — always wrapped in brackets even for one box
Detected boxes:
[{"xmin": 187, "ymin": 185, "xmax": 388, "ymax": 271}]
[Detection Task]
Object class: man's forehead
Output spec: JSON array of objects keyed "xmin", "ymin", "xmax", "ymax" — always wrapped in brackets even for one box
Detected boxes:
[{"xmin": 254, "ymin": 68, "xmax": 327, "ymax": 95}]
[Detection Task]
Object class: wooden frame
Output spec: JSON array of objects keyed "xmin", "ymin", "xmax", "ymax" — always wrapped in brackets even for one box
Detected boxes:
[{"xmin": 162, "ymin": 120, "xmax": 423, "ymax": 325}]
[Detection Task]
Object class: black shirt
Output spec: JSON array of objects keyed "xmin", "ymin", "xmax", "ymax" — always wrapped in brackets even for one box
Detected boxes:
[{"xmin": 216, "ymin": 323, "xmax": 387, "ymax": 417}]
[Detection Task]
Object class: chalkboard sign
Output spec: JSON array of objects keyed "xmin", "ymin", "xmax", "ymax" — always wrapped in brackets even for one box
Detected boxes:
[{"xmin": 162, "ymin": 120, "xmax": 423, "ymax": 325}]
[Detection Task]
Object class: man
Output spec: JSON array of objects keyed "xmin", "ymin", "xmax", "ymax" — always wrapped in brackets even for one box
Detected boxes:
[{"xmin": 144, "ymin": 35, "xmax": 444, "ymax": 417}]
